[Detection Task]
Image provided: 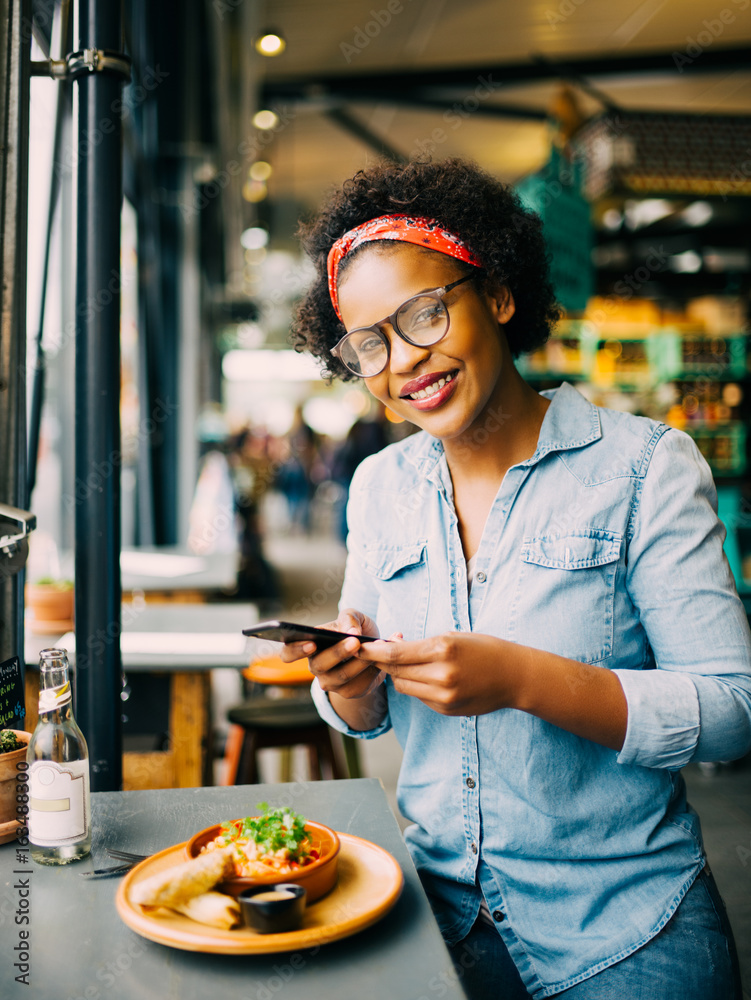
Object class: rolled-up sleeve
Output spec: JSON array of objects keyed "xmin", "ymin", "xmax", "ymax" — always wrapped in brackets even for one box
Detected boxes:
[
  {"xmin": 310, "ymin": 678, "xmax": 392, "ymax": 738},
  {"xmin": 616, "ymin": 428, "xmax": 751, "ymax": 769},
  {"xmin": 310, "ymin": 460, "xmax": 393, "ymax": 739}
]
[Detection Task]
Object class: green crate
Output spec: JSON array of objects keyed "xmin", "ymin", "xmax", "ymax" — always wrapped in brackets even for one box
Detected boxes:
[
  {"xmin": 717, "ymin": 486, "xmax": 751, "ymax": 594},
  {"xmin": 658, "ymin": 332, "xmax": 748, "ymax": 380},
  {"xmin": 514, "ymin": 149, "xmax": 593, "ymax": 314},
  {"xmin": 683, "ymin": 422, "xmax": 747, "ymax": 475}
]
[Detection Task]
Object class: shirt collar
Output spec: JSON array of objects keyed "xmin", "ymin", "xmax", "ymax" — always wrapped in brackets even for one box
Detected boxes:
[
  {"xmin": 402, "ymin": 382, "xmax": 602, "ymax": 475},
  {"xmin": 531, "ymin": 381, "xmax": 602, "ymax": 462}
]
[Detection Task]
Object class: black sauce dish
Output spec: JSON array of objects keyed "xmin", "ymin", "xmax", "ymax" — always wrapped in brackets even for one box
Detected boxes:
[{"xmin": 238, "ymin": 883, "xmax": 307, "ymax": 934}]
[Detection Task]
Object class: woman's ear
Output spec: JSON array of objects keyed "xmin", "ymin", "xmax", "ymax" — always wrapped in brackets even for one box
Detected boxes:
[{"xmin": 489, "ymin": 284, "xmax": 516, "ymax": 325}]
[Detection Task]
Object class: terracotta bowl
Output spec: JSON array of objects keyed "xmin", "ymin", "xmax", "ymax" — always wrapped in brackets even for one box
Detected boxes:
[{"xmin": 184, "ymin": 819, "xmax": 340, "ymax": 903}]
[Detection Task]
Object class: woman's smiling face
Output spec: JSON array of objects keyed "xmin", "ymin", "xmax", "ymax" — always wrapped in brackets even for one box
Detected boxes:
[{"xmin": 337, "ymin": 242, "xmax": 515, "ymax": 442}]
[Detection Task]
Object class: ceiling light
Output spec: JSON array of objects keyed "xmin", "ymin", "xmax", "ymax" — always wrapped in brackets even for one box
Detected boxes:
[
  {"xmin": 250, "ymin": 161, "xmax": 273, "ymax": 182},
  {"xmin": 254, "ymin": 31, "xmax": 286, "ymax": 57},
  {"xmin": 244, "ymin": 247, "xmax": 267, "ymax": 266},
  {"xmin": 602, "ymin": 209, "xmax": 622, "ymax": 231},
  {"xmin": 669, "ymin": 250, "xmax": 702, "ymax": 273},
  {"xmin": 681, "ymin": 201, "xmax": 713, "ymax": 227},
  {"xmin": 240, "ymin": 227, "xmax": 269, "ymax": 250},
  {"xmin": 624, "ymin": 199, "xmax": 673, "ymax": 230},
  {"xmin": 193, "ymin": 161, "xmax": 217, "ymax": 184},
  {"xmin": 253, "ymin": 109, "xmax": 280, "ymax": 131},
  {"xmin": 242, "ymin": 179, "xmax": 267, "ymax": 203}
]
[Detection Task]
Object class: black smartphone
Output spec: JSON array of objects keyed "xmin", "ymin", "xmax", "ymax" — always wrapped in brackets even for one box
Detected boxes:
[{"xmin": 241, "ymin": 620, "xmax": 378, "ymax": 651}]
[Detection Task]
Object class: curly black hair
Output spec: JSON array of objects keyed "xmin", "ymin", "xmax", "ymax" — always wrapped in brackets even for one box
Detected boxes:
[{"xmin": 292, "ymin": 157, "xmax": 561, "ymax": 382}]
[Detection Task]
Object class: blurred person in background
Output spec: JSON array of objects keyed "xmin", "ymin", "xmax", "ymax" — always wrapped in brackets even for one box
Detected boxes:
[
  {"xmin": 331, "ymin": 403, "xmax": 391, "ymax": 541},
  {"xmin": 228, "ymin": 427, "xmax": 280, "ymax": 607},
  {"xmin": 275, "ymin": 404, "xmax": 319, "ymax": 534}
]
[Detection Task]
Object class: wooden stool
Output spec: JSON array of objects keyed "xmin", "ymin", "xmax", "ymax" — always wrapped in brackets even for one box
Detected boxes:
[
  {"xmin": 225, "ymin": 696, "xmax": 347, "ymax": 784},
  {"xmin": 222, "ymin": 654, "xmax": 362, "ymax": 784}
]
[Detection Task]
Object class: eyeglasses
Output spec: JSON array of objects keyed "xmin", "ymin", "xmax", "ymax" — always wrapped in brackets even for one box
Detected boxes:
[{"xmin": 330, "ymin": 273, "xmax": 477, "ymax": 378}]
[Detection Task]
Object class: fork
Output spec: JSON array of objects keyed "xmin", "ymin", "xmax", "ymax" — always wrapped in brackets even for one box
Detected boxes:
[
  {"xmin": 79, "ymin": 861, "xmax": 136, "ymax": 878},
  {"xmin": 78, "ymin": 848, "xmax": 151, "ymax": 878},
  {"xmin": 105, "ymin": 849, "xmax": 150, "ymax": 863}
]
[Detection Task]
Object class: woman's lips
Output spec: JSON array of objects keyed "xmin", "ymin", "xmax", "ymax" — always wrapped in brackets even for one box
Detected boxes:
[{"xmin": 399, "ymin": 370, "xmax": 458, "ymax": 411}]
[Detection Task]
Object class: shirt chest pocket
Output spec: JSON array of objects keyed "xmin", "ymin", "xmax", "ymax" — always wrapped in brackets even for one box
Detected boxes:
[
  {"xmin": 512, "ymin": 529, "xmax": 622, "ymax": 664},
  {"xmin": 364, "ymin": 541, "xmax": 429, "ymax": 641}
]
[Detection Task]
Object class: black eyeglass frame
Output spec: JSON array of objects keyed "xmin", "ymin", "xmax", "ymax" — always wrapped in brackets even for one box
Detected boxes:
[{"xmin": 330, "ymin": 272, "xmax": 479, "ymax": 378}]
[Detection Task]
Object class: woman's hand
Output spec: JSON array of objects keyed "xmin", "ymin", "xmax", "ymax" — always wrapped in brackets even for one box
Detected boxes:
[
  {"xmin": 354, "ymin": 631, "xmax": 518, "ymax": 716},
  {"xmin": 355, "ymin": 631, "xmax": 628, "ymax": 749},
  {"xmin": 279, "ymin": 609, "xmax": 402, "ymax": 731}
]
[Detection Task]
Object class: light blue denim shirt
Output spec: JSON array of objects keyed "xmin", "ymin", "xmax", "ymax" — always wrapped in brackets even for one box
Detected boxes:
[{"xmin": 312, "ymin": 382, "xmax": 751, "ymax": 997}]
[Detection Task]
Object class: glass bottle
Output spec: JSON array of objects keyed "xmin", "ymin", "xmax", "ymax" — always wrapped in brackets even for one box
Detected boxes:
[{"xmin": 27, "ymin": 648, "xmax": 91, "ymax": 864}]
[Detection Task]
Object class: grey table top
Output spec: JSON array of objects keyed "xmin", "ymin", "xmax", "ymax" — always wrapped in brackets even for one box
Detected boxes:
[
  {"xmin": 120, "ymin": 546, "xmax": 239, "ymax": 593},
  {"xmin": 26, "ymin": 602, "xmax": 260, "ymax": 672},
  {"xmin": 47, "ymin": 546, "xmax": 240, "ymax": 593},
  {"xmin": 0, "ymin": 780, "xmax": 466, "ymax": 1000}
]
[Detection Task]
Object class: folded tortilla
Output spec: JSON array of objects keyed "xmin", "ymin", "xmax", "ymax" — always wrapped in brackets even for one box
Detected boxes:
[
  {"xmin": 171, "ymin": 891, "xmax": 242, "ymax": 930},
  {"xmin": 131, "ymin": 847, "xmax": 235, "ymax": 909}
]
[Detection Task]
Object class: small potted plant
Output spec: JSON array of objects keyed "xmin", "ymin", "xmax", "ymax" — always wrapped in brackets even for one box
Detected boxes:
[
  {"xmin": 26, "ymin": 577, "xmax": 74, "ymax": 625},
  {"xmin": 0, "ymin": 729, "xmax": 30, "ymax": 845}
]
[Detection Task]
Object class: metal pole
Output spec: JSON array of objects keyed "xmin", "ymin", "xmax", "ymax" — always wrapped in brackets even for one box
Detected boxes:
[
  {"xmin": 0, "ymin": 0, "xmax": 31, "ymax": 672},
  {"xmin": 74, "ymin": 0, "xmax": 124, "ymax": 790}
]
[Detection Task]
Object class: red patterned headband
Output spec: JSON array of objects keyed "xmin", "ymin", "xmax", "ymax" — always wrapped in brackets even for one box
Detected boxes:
[{"xmin": 326, "ymin": 215, "xmax": 483, "ymax": 321}]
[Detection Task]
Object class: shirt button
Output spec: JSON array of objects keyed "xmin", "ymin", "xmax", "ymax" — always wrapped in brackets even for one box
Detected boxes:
[
  {"xmin": 493, "ymin": 910, "xmax": 505, "ymax": 923},
  {"xmin": 476, "ymin": 571, "xmax": 487, "ymax": 583},
  {"xmin": 471, "ymin": 843, "xmax": 478, "ymax": 855},
  {"xmin": 466, "ymin": 777, "xmax": 476, "ymax": 789}
]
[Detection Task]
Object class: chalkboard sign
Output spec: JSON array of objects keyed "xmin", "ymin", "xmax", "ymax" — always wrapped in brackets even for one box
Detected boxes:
[{"xmin": 0, "ymin": 656, "xmax": 25, "ymax": 729}]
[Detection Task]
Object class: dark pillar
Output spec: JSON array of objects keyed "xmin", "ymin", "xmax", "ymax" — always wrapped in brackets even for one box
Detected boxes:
[{"xmin": 74, "ymin": 0, "xmax": 125, "ymax": 789}]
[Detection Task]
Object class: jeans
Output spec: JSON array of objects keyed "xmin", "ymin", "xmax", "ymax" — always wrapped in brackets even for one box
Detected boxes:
[{"xmin": 447, "ymin": 866, "xmax": 742, "ymax": 1000}]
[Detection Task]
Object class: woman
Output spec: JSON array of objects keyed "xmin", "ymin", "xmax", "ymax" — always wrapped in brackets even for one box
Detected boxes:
[{"xmin": 285, "ymin": 158, "xmax": 750, "ymax": 998}]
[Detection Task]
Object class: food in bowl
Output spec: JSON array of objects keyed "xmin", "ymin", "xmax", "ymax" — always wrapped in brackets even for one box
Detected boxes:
[
  {"xmin": 185, "ymin": 802, "xmax": 340, "ymax": 903},
  {"xmin": 201, "ymin": 804, "xmax": 318, "ymax": 878}
]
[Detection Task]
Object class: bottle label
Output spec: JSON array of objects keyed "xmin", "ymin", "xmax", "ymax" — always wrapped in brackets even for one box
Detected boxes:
[
  {"xmin": 29, "ymin": 760, "xmax": 89, "ymax": 846},
  {"xmin": 38, "ymin": 681, "xmax": 72, "ymax": 713}
]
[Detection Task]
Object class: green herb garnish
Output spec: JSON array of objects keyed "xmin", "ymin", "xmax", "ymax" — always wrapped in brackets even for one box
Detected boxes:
[
  {"xmin": 0, "ymin": 730, "xmax": 24, "ymax": 755},
  {"xmin": 220, "ymin": 802, "xmax": 309, "ymax": 861}
]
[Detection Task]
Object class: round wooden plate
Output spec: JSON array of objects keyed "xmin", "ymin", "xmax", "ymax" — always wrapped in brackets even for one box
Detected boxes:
[{"xmin": 115, "ymin": 832, "xmax": 403, "ymax": 954}]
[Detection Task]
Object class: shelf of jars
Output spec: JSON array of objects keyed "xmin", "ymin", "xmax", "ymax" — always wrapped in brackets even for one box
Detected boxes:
[
  {"xmin": 518, "ymin": 302, "xmax": 749, "ymax": 473},
  {"xmin": 517, "ymin": 298, "xmax": 751, "ymax": 594}
]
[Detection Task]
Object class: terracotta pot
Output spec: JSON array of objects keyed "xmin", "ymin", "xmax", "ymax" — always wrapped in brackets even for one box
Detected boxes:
[
  {"xmin": 26, "ymin": 583, "xmax": 74, "ymax": 623},
  {"xmin": 0, "ymin": 730, "xmax": 30, "ymax": 845}
]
